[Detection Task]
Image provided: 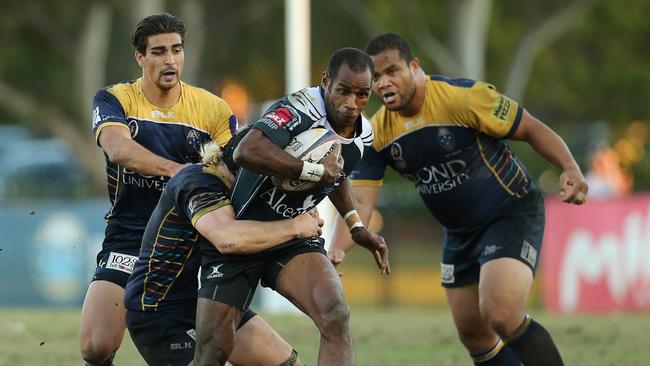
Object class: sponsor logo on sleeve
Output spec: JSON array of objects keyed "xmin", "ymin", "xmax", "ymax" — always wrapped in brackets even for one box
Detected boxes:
[
  {"xmin": 188, "ymin": 192, "xmax": 226, "ymax": 217},
  {"xmin": 206, "ymin": 264, "xmax": 224, "ymax": 279},
  {"xmin": 106, "ymin": 252, "xmax": 138, "ymax": 274},
  {"xmin": 492, "ymin": 95, "xmax": 512, "ymax": 123}
]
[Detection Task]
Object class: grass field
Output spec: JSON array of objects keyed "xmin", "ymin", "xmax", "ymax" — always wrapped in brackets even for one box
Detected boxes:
[{"xmin": 1, "ymin": 306, "xmax": 649, "ymax": 366}]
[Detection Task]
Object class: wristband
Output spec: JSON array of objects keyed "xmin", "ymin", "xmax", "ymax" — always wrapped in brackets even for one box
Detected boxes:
[
  {"xmin": 343, "ymin": 209, "xmax": 364, "ymax": 231},
  {"xmin": 300, "ymin": 162, "xmax": 324, "ymax": 182}
]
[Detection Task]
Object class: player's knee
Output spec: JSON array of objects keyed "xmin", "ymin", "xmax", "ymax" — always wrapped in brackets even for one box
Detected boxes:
[
  {"xmin": 455, "ymin": 324, "xmax": 493, "ymax": 351},
  {"xmin": 80, "ymin": 344, "xmax": 115, "ymax": 366},
  {"xmin": 317, "ymin": 299, "xmax": 350, "ymax": 337},
  {"xmin": 480, "ymin": 303, "xmax": 520, "ymax": 337}
]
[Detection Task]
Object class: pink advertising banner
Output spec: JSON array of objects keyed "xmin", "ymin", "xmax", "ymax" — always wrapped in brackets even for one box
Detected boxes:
[{"xmin": 542, "ymin": 195, "xmax": 650, "ymax": 313}]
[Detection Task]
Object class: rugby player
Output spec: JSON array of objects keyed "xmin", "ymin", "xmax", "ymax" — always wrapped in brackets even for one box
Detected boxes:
[
  {"xmin": 123, "ymin": 140, "xmax": 322, "ymax": 366},
  {"xmin": 193, "ymin": 48, "xmax": 390, "ymax": 366},
  {"xmin": 329, "ymin": 33, "xmax": 588, "ymax": 366},
  {"xmin": 81, "ymin": 13, "xmax": 301, "ymax": 366}
]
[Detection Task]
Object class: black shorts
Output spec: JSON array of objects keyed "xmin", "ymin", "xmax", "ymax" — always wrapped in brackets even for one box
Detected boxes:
[
  {"xmin": 126, "ymin": 306, "xmax": 257, "ymax": 366},
  {"xmin": 198, "ymin": 238, "xmax": 326, "ymax": 310},
  {"xmin": 441, "ymin": 190, "xmax": 545, "ymax": 288},
  {"xmin": 92, "ymin": 225, "xmax": 143, "ymax": 288}
]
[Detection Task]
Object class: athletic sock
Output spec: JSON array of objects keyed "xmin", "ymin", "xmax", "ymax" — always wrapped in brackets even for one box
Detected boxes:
[
  {"xmin": 506, "ymin": 315, "xmax": 564, "ymax": 366},
  {"xmin": 471, "ymin": 339, "xmax": 521, "ymax": 366}
]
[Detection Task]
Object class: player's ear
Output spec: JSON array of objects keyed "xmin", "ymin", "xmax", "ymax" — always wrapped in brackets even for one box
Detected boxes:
[
  {"xmin": 321, "ymin": 71, "xmax": 330, "ymax": 90},
  {"xmin": 409, "ymin": 57, "xmax": 421, "ymax": 72},
  {"xmin": 135, "ymin": 50, "xmax": 145, "ymax": 68}
]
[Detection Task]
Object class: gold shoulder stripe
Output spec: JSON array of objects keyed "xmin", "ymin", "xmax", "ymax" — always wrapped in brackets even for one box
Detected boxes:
[
  {"xmin": 351, "ymin": 179, "xmax": 383, "ymax": 187},
  {"xmin": 190, "ymin": 200, "xmax": 232, "ymax": 225}
]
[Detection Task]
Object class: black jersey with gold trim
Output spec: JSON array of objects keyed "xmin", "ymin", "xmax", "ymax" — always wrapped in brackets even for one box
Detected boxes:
[
  {"xmin": 124, "ymin": 164, "xmax": 231, "ymax": 312},
  {"xmin": 230, "ymin": 86, "xmax": 373, "ymax": 251},
  {"xmin": 351, "ymin": 75, "xmax": 537, "ymax": 230},
  {"xmin": 91, "ymin": 78, "xmax": 236, "ymax": 237}
]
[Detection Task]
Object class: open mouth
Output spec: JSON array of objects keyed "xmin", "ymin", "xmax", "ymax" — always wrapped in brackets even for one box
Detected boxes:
[
  {"xmin": 161, "ymin": 70, "xmax": 177, "ymax": 80},
  {"xmin": 382, "ymin": 91, "xmax": 397, "ymax": 104}
]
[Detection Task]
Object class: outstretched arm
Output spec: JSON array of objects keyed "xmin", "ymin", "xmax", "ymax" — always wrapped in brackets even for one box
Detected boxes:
[
  {"xmin": 194, "ymin": 206, "xmax": 323, "ymax": 255},
  {"xmin": 510, "ymin": 110, "xmax": 588, "ymax": 204},
  {"xmin": 98, "ymin": 125, "xmax": 186, "ymax": 177},
  {"xmin": 328, "ymin": 180, "xmax": 389, "ymax": 274}
]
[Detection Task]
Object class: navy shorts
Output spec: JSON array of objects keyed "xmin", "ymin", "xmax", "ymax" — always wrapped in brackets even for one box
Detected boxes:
[
  {"xmin": 126, "ymin": 305, "xmax": 257, "ymax": 366},
  {"xmin": 92, "ymin": 225, "xmax": 142, "ymax": 288},
  {"xmin": 198, "ymin": 238, "xmax": 326, "ymax": 310},
  {"xmin": 441, "ymin": 190, "xmax": 545, "ymax": 288}
]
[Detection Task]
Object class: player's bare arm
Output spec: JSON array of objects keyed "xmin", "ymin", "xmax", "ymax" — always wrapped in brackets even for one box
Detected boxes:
[
  {"xmin": 328, "ymin": 184, "xmax": 381, "ymax": 265},
  {"xmin": 233, "ymin": 129, "xmax": 343, "ymax": 184},
  {"xmin": 98, "ymin": 125, "xmax": 186, "ymax": 177},
  {"xmin": 328, "ymin": 180, "xmax": 390, "ymax": 274},
  {"xmin": 194, "ymin": 206, "xmax": 323, "ymax": 255},
  {"xmin": 509, "ymin": 110, "xmax": 589, "ymax": 205}
]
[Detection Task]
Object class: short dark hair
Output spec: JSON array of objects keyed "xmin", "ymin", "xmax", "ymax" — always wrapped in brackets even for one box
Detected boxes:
[
  {"xmin": 327, "ymin": 47, "xmax": 374, "ymax": 80},
  {"xmin": 365, "ymin": 33, "xmax": 414, "ymax": 63},
  {"xmin": 131, "ymin": 13, "xmax": 186, "ymax": 54}
]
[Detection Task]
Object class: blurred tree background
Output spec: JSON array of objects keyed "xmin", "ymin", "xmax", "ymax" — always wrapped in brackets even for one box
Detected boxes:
[{"xmin": 0, "ymin": 0, "xmax": 648, "ymax": 197}]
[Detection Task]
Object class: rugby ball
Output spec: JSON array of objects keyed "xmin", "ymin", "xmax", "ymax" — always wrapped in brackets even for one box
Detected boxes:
[{"xmin": 271, "ymin": 128, "xmax": 340, "ymax": 192}]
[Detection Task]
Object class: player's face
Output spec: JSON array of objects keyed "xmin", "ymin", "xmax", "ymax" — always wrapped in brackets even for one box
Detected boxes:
[
  {"xmin": 371, "ymin": 49, "xmax": 417, "ymax": 111},
  {"xmin": 322, "ymin": 63, "xmax": 372, "ymax": 128},
  {"xmin": 136, "ymin": 33, "xmax": 184, "ymax": 91}
]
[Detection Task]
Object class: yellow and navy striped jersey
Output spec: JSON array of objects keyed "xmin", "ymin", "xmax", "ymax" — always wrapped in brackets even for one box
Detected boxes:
[
  {"xmin": 350, "ymin": 75, "xmax": 536, "ymax": 229},
  {"xmin": 91, "ymin": 78, "xmax": 237, "ymax": 238},
  {"xmin": 124, "ymin": 164, "xmax": 231, "ymax": 312}
]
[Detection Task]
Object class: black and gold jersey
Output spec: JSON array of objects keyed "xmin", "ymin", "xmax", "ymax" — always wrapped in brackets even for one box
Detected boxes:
[
  {"xmin": 91, "ymin": 78, "xmax": 236, "ymax": 237},
  {"xmin": 124, "ymin": 164, "xmax": 231, "ymax": 312},
  {"xmin": 351, "ymin": 75, "xmax": 536, "ymax": 229}
]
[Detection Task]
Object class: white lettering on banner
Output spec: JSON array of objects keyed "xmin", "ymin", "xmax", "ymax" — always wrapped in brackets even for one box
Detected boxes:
[
  {"xmin": 559, "ymin": 206, "xmax": 650, "ymax": 312},
  {"xmin": 416, "ymin": 160, "xmax": 469, "ymax": 194}
]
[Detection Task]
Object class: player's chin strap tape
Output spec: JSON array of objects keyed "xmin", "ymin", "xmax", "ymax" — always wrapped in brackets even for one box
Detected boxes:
[
  {"xmin": 300, "ymin": 162, "xmax": 325, "ymax": 182},
  {"xmin": 278, "ymin": 349, "xmax": 299, "ymax": 366}
]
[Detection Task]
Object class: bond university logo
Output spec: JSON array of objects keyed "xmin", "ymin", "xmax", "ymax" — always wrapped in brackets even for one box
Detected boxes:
[
  {"xmin": 520, "ymin": 240, "xmax": 538, "ymax": 267},
  {"xmin": 207, "ymin": 264, "xmax": 224, "ymax": 279}
]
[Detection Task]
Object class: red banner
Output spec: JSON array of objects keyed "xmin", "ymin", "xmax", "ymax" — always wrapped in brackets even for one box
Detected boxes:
[{"xmin": 542, "ymin": 195, "xmax": 650, "ymax": 313}]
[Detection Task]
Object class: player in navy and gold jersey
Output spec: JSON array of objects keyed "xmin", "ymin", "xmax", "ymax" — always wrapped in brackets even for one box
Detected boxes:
[
  {"xmin": 193, "ymin": 48, "xmax": 390, "ymax": 366},
  {"xmin": 329, "ymin": 34, "xmax": 589, "ymax": 366},
  {"xmin": 80, "ymin": 13, "xmax": 295, "ymax": 366},
  {"xmin": 123, "ymin": 141, "xmax": 322, "ymax": 366}
]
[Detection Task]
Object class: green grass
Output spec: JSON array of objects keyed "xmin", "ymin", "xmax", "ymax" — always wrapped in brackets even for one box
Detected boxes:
[{"xmin": 1, "ymin": 306, "xmax": 649, "ymax": 365}]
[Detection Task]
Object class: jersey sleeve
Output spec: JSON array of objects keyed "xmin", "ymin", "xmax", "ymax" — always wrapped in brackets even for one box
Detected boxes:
[
  {"xmin": 252, "ymin": 100, "xmax": 309, "ymax": 148},
  {"xmin": 176, "ymin": 173, "xmax": 232, "ymax": 225},
  {"xmin": 208, "ymin": 98, "xmax": 238, "ymax": 147},
  {"xmin": 92, "ymin": 89, "xmax": 129, "ymax": 145},
  {"xmin": 451, "ymin": 81, "xmax": 523, "ymax": 139},
  {"xmin": 349, "ymin": 145, "xmax": 387, "ymax": 187}
]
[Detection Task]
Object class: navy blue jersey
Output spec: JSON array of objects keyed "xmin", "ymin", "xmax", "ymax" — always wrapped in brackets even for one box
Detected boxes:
[
  {"xmin": 92, "ymin": 78, "xmax": 236, "ymax": 239},
  {"xmin": 124, "ymin": 164, "xmax": 232, "ymax": 312},
  {"xmin": 230, "ymin": 86, "xmax": 373, "ymax": 250},
  {"xmin": 351, "ymin": 76, "xmax": 537, "ymax": 230}
]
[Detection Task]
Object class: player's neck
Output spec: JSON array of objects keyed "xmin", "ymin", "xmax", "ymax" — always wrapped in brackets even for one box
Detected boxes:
[{"xmin": 141, "ymin": 78, "xmax": 181, "ymax": 109}]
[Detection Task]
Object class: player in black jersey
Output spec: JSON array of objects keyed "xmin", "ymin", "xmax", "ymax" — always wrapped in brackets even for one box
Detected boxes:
[
  {"xmin": 193, "ymin": 48, "xmax": 390, "ymax": 366},
  {"xmin": 329, "ymin": 33, "xmax": 589, "ymax": 366},
  {"xmin": 123, "ymin": 141, "xmax": 321, "ymax": 366}
]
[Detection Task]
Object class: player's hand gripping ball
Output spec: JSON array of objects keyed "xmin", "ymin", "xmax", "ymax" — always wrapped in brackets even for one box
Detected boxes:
[{"xmin": 272, "ymin": 128, "xmax": 340, "ymax": 192}]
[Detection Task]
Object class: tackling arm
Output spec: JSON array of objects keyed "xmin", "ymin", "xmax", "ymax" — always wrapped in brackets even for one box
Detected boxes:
[
  {"xmin": 510, "ymin": 110, "xmax": 588, "ymax": 204},
  {"xmin": 98, "ymin": 125, "xmax": 186, "ymax": 177},
  {"xmin": 194, "ymin": 206, "xmax": 323, "ymax": 255}
]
